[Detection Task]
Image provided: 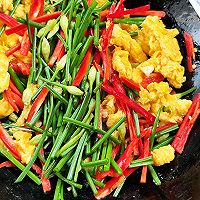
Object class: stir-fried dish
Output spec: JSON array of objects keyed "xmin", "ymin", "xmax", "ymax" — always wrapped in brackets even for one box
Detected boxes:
[{"xmin": 0, "ymin": 0, "xmax": 199, "ymax": 199}]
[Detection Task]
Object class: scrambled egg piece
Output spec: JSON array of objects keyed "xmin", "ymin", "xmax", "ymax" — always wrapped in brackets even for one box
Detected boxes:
[
  {"xmin": 112, "ymin": 47, "xmax": 145, "ymax": 83},
  {"xmin": 0, "ymin": 0, "xmax": 13, "ymax": 12},
  {"xmin": 111, "ymin": 24, "xmax": 147, "ymax": 63},
  {"xmin": 138, "ymin": 82, "xmax": 192, "ymax": 123},
  {"xmin": 152, "ymin": 145, "xmax": 175, "ymax": 166},
  {"xmin": 102, "ymin": 95, "xmax": 125, "ymax": 128},
  {"xmin": 0, "ymin": 95, "xmax": 13, "ymax": 118},
  {"xmin": 120, "ymin": 24, "xmax": 139, "ymax": 33},
  {"xmin": 135, "ymin": 16, "xmax": 185, "ymax": 88},
  {"xmin": 0, "ymin": 52, "xmax": 10, "ymax": 93},
  {"xmin": 15, "ymin": 105, "xmax": 31, "ymax": 126},
  {"xmin": 12, "ymin": 130, "xmax": 36, "ymax": 164}
]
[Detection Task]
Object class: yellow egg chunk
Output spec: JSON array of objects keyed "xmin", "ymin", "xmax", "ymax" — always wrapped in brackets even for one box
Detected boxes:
[
  {"xmin": 12, "ymin": 130, "xmax": 36, "ymax": 164},
  {"xmin": 112, "ymin": 47, "xmax": 145, "ymax": 83},
  {"xmin": 0, "ymin": 52, "xmax": 10, "ymax": 93},
  {"xmin": 106, "ymin": 110, "xmax": 125, "ymax": 128},
  {"xmin": 111, "ymin": 24, "xmax": 147, "ymax": 63},
  {"xmin": 152, "ymin": 145, "xmax": 175, "ymax": 166},
  {"xmin": 102, "ymin": 95, "xmax": 117, "ymax": 119},
  {"xmin": 119, "ymin": 24, "xmax": 139, "ymax": 33},
  {"xmin": 0, "ymin": 0, "xmax": 13, "ymax": 12},
  {"xmin": 138, "ymin": 82, "xmax": 192, "ymax": 123},
  {"xmin": 0, "ymin": 96, "xmax": 14, "ymax": 118}
]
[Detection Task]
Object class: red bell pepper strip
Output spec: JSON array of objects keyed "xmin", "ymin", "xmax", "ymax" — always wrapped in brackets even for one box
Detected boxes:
[
  {"xmin": 129, "ymin": 11, "xmax": 166, "ymax": 18},
  {"xmin": 5, "ymin": 88, "xmax": 19, "ymax": 113},
  {"xmin": 26, "ymin": 87, "xmax": 49, "ymax": 123},
  {"xmin": 100, "ymin": 9, "xmax": 110, "ymax": 18},
  {"xmin": 0, "ymin": 161, "xmax": 15, "ymax": 168},
  {"xmin": 123, "ymin": 4, "xmax": 150, "ymax": 15},
  {"xmin": 10, "ymin": 89, "xmax": 24, "ymax": 110},
  {"xmin": 32, "ymin": 163, "xmax": 42, "ymax": 175},
  {"xmin": 140, "ymin": 72, "xmax": 164, "ymax": 89},
  {"xmin": 72, "ymin": 44, "xmax": 93, "ymax": 86},
  {"xmin": 86, "ymin": 0, "xmax": 93, "ymax": 6},
  {"xmin": 95, "ymin": 167, "xmax": 140, "ymax": 199},
  {"xmin": 121, "ymin": 77, "xmax": 140, "ymax": 92},
  {"xmin": 100, "ymin": 22, "xmax": 114, "ymax": 82},
  {"xmin": 10, "ymin": 59, "xmax": 31, "ymax": 76},
  {"xmin": 29, "ymin": 0, "xmax": 45, "ymax": 19},
  {"xmin": 0, "ymin": 123, "xmax": 21, "ymax": 160},
  {"xmin": 48, "ymin": 30, "xmax": 65, "ymax": 67},
  {"xmin": 102, "ymin": 83, "xmax": 156, "ymax": 123},
  {"xmin": 93, "ymin": 62, "xmax": 104, "ymax": 78},
  {"xmin": 9, "ymin": 80, "xmax": 22, "ymax": 97},
  {"xmin": 20, "ymin": 31, "xmax": 31, "ymax": 56},
  {"xmin": 93, "ymin": 50, "xmax": 104, "ymax": 77},
  {"xmin": 112, "ymin": 145, "xmax": 121, "ymax": 158},
  {"xmin": 40, "ymin": 147, "xmax": 51, "ymax": 193},
  {"xmin": 5, "ymin": 11, "xmax": 62, "ymax": 36},
  {"xmin": 5, "ymin": 43, "xmax": 21, "ymax": 57},
  {"xmin": 184, "ymin": 32, "xmax": 195, "ymax": 73},
  {"xmin": 140, "ymin": 134, "xmax": 150, "ymax": 183},
  {"xmin": 107, "ymin": 0, "xmax": 125, "ymax": 19},
  {"xmin": 138, "ymin": 138, "xmax": 144, "ymax": 155},
  {"xmin": 172, "ymin": 93, "xmax": 200, "ymax": 154},
  {"xmin": 0, "ymin": 13, "xmax": 19, "ymax": 27},
  {"xmin": 57, "ymin": 46, "xmax": 65, "ymax": 62}
]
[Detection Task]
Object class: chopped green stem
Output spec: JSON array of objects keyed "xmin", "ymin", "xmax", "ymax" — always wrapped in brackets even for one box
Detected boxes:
[
  {"xmin": 84, "ymin": 169, "xmax": 98, "ymax": 195},
  {"xmin": 110, "ymin": 158, "xmax": 122, "ymax": 175},
  {"xmin": 104, "ymin": 141, "xmax": 112, "ymax": 172},
  {"xmin": 148, "ymin": 165, "xmax": 161, "ymax": 186},
  {"xmin": 44, "ymin": 160, "xmax": 57, "ymax": 178},
  {"xmin": 56, "ymin": 173, "xmax": 83, "ymax": 189},
  {"xmin": 155, "ymin": 125, "xmax": 179, "ymax": 139},
  {"xmin": 17, "ymin": 17, "xmax": 45, "ymax": 29},
  {"xmin": 82, "ymin": 158, "xmax": 108, "ymax": 168},
  {"xmin": 94, "ymin": 1, "xmax": 112, "ymax": 12},
  {"xmin": 152, "ymin": 136, "xmax": 174, "ymax": 150},
  {"xmin": 88, "ymin": 117, "xmax": 126, "ymax": 155},
  {"xmin": 92, "ymin": 178, "xmax": 105, "ymax": 188},
  {"xmin": 0, "ymin": 146, "xmax": 41, "ymax": 185},
  {"xmin": 129, "ymin": 156, "xmax": 153, "ymax": 168},
  {"xmin": 114, "ymin": 17, "xmax": 146, "ymax": 25},
  {"xmin": 94, "ymin": 17, "xmax": 100, "ymax": 46},
  {"xmin": 150, "ymin": 108, "xmax": 162, "ymax": 151},
  {"xmin": 8, "ymin": 67, "xmax": 25, "ymax": 93},
  {"xmin": 178, "ymin": 86, "xmax": 196, "ymax": 98},
  {"xmin": 130, "ymin": 31, "xmax": 138, "ymax": 37}
]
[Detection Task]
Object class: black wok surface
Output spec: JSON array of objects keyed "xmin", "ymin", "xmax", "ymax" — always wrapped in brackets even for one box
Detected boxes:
[{"xmin": 0, "ymin": 0, "xmax": 200, "ymax": 199}]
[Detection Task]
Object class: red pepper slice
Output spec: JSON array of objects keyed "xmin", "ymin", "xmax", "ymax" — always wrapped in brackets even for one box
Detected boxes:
[
  {"xmin": 140, "ymin": 72, "xmax": 164, "ymax": 89},
  {"xmin": 121, "ymin": 77, "xmax": 140, "ymax": 92},
  {"xmin": 9, "ymin": 80, "xmax": 22, "ymax": 97},
  {"xmin": 123, "ymin": 4, "xmax": 150, "ymax": 15},
  {"xmin": 26, "ymin": 87, "xmax": 49, "ymax": 123},
  {"xmin": 72, "ymin": 44, "xmax": 93, "ymax": 86},
  {"xmin": 129, "ymin": 11, "xmax": 166, "ymax": 18},
  {"xmin": 10, "ymin": 59, "xmax": 31, "ymax": 76},
  {"xmin": 86, "ymin": 0, "xmax": 93, "ymax": 6},
  {"xmin": 107, "ymin": 0, "xmax": 125, "ymax": 19},
  {"xmin": 5, "ymin": 11, "xmax": 62, "ymax": 36},
  {"xmin": 100, "ymin": 9, "xmax": 110, "ymax": 18},
  {"xmin": 0, "ymin": 123, "xmax": 21, "ymax": 160},
  {"xmin": 0, "ymin": 13, "xmax": 19, "ymax": 27},
  {"xmin": 184, "ymin": 32, "xmax": 194, "ymax": 73},
  {"xmin": 57, "ymin": 46, "xmax": 65, "ymax": 62},
  {"xmin": 5, "ymin": 43, "xmax": 21, "ymax": 57},
  {"xmin": 9, "ymin": 89, "xmax": 24, "ymax": 110},
  {"xmin": 39, "ymin": 147, "xmax": 51, "ymax": 193},
  {"xmin": 102, "ymin": 83, "xmax": 156, "ymax": 123},
  {"xmin": 32, "ymin": 163, "xmax": 42, "ymax": 175},
  {"xmin": 93, "ymin": 50, "xmax": 104, "ymax": 78},
  {"xmin": 140, "ymin": 134, "xmax": 150, "ymax": 183},
  {"xmin": 48, "ymin": 30, "xmax": 65, "ymax": 67},
  {"xmin": 29, "ymin": 0, "xmax": 45, "ymax": 19},
  {"xmin": 0, "ymin": 161, "xmax": 15, "ymax": 168},
  {"xmin": 5, "ymin": 88, "xmax": 19, "ymax": 113},
  {"xmin": 172, "ymin": 93, "xmax": 200, "ymax": 154},
  {"xmin": 20, "ymin": 31, "xmax": 31, "ymax": 56}
]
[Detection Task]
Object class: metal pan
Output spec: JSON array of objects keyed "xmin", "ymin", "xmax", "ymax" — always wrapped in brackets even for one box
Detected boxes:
[{"xmin": 0, "ymin": 0, "xmax": 200, "ymax": 199}]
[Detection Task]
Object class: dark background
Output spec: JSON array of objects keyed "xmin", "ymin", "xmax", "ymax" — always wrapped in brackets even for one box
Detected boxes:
[{"xmin": 0, "ymin": 0, "xmax": 200, "ymax": 199}]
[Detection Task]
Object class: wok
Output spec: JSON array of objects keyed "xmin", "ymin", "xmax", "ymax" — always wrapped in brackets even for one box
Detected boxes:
[{"xmin": 0, "ymin": 0, "xmax": 200, "ymax": 199}]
